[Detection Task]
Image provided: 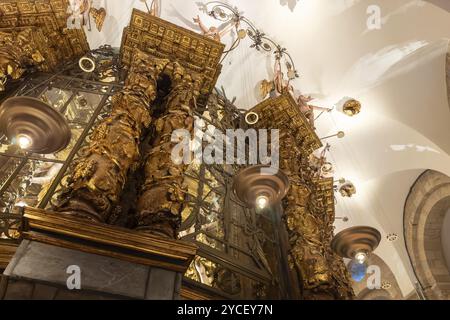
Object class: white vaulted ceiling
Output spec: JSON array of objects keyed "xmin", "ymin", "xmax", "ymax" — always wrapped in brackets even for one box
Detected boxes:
[{"xmin": 85, "ymin": 0, "xmax": 450, "ymax": 297}]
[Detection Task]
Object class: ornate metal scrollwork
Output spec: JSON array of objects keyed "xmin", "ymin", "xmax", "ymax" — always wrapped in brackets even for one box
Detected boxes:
[
  {"xmin": 198, "ymin": 1, "xmax": 299, "ymax": 79},
  {"xmin": 71, "ymin": 45, "xmax": 120, "ymax": 83}
]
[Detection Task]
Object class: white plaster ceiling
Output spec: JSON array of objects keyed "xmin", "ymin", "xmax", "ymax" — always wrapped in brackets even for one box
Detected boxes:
[{"xmin": 84, "ymin": 0, "xmax": 450, "ymax": 297}]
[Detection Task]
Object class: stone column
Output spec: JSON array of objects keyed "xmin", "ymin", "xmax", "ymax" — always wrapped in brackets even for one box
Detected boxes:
[
  {"xmin": 136, "ymin": 62, "xmax": 200, "ymax": 239},
  {"xmin": 56, "ymin": 50, "xmax": 170, "ymax": 223}
]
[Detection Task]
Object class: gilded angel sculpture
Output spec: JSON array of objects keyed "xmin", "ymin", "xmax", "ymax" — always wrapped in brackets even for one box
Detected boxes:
[
  {"xmin": 67, "ymin": 0, "xmax": 91, "ymax": 28},
  {"xmin": 296, "ymin": 95, "xmax": 331, "ymax": 130},
  {"xmin": 140, "ymin": 0, "xmax": 160, "ymax": 17},
  {"xmin": 259, "ymin": 56, "xmax": 293, "ymax": 99},
  {"xmin": 193, "ymin": 15, "xmax": 237, "ymax": 42}
]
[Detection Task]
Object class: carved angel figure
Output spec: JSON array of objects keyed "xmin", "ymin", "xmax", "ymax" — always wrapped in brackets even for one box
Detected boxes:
[
  {"xmin": 140, "ymin": 0, "xmax": 160, "ymax": 17},
  {"xmin": 273, "ymin": 56, "xmax": 293, "ymax": 95},
  {"xmin": 296, "ymin": 95, "xmax": 331, "ymax": 130},
  {"xmin": 259, "ymin": 56, "xmax": 293, "ymax": 99},
  {"xmin": 193, "ymin": 15, "xmax": 237, "ymax": 42},
  {"xmin": 259, "ymin": 79, "xmax": 274, "ymax": 100},
  {"xmin": 67, "ymin": 0, "xmax": 92, "ymax": 29},
  {"xmin": 150, "ymin": 0, "xmax": 160, "ymax": 16},
  {"xmin": 309, "ymin": 144, "xmax": 334, "ymax": 177}
]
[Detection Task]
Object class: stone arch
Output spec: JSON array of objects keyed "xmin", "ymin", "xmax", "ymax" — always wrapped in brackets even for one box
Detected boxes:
[
  {"xmin": 358, "ymin": 288, "xmax": 392, "ymax": 300},
  {"xmin": 404, "ymin": 170, "xmax": 450, "ymax": 299},
  {"xmin": 424, "ymin": 0, "xmax": 450, "ymax": 13},
  {"xmin": 351, "ymin": 254, "xmax": 403, "ymax": 300},
  {"xmin": 447, "ymin": 45, "xmax": 449, "ymax": 110}
]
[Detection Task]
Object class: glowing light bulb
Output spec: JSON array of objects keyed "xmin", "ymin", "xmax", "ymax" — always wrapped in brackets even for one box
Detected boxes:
[
  {"xmin": 15, "ymin": 201, "xmax": 27, "ymax": 208},
  {"xmin": 256, "ymin": 196, "xmax": 269, "ymax": 209},
  {"xmin": 17, "ymin": 135, "xmax": 32, "ymax": 149},
  {"xmin": 354, "ymin": 252, "xmax": 368, "ymax": 264}
]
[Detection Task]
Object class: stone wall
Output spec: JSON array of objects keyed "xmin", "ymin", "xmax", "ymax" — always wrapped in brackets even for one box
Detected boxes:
[{"xmin": 404, "ymin": 170, "xmax": 450, "ymax": 299}]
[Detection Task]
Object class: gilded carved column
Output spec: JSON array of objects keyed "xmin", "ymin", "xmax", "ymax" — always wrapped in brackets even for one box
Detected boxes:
[
  {"xmin": 280, "ymin": 127, "xmax": 353, "ymax": 300},
  {"xmin": 116, "ymin": 9, "xmax": 224, "ymax": 238},
  {"xmin": 280, "ymin": 134, "xmax": 336, "ymax": 299},
  {"xmin": 136, "ymin": 62, "xmax": 200, "ymax": 239},
  {"xmin": 57, "ymin": 50, "xmax": 170, "ymax": 222},
  {"xmin": 283, "ymin": 166, "xmax": 352, "ymax": 299},
  {"xmin": 0, "ymin": 28, "xmax": 46, "ymax": 91},
  {"xmin": 280, "ymin": 132, "xmax": 353, "ymax": 300},
  {"xmin": 248, "ymin": 95, "xmax": 354, "ymax": 300}
]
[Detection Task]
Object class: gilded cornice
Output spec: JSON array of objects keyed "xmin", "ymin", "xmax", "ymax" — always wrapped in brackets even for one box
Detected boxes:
[
  {"xmin": 0, "ymin": 0, "xmax": 89, "ymax": 61},
  {"xmin": 120, "ymin": 9, "xmax": 225, "ymax": 106},
  {"xmin": 0, "ymin": 27, "xmax": 58, "ymax": 72},
  {"xmin": 248, "ymin": 94, "xmax": 322, "ymax": 156},
  {"xmin": 314, "ymin": 177, "xmax": 336, "ymax": 220}
]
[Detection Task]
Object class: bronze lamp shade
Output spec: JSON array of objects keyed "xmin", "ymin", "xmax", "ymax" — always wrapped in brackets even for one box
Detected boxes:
[
  {"xmin": 232, "ymin": 165, "xmax": 290, "ymax": 208},
  {"xmin": 331, "ymin": 226, "xmax": 381, "ymax": 259},
  {"xmin": 331, "ymin": 226, "xmax": 381, "ymax": 260},
  {"xmin": 0, "ymin": 96, "xmax": 71, "ymax": 154}
]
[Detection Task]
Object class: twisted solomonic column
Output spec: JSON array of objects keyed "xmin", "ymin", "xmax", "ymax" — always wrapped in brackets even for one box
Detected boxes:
[
  {"xmin": 246, "ymin": 94, "xmax": 354, "ymax": 299},
  {"xmin": 281, "ymin": 132, "xmax": 354, "ymax": 300},
  {"xmin": 136, "ymin": 62, "xmax": 201, "ymax": 239},
  {"xmin": 56, "ymin": 50, "xmax": 170, "ymax": 222}
]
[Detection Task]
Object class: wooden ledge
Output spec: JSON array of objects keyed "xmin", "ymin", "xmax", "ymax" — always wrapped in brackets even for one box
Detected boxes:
[
  {"xmin": 21, "ymin": 207, "xmax": 197, "ymax": 273},
  {"xmin": 0, "ymin": 241, "xmax": 19, "ymax": 270}
]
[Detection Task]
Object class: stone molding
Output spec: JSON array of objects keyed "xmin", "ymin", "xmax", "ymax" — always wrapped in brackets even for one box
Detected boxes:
[{"xmin": 404, "ymin": 170, "xmax": 450, "ymax": 299}]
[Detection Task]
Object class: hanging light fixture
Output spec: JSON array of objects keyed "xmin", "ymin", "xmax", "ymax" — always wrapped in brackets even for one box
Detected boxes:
[
  {"xmin": 331, "ymin": 226, "xmax": 381, "ymax": 265},
  {"xmin": 232, "ymin": 165, "xmax": 290, "ymax": 209},
  {"xmin": 320, "ymin": 131, "xmax": 345, "ymax": 141},
  {"xmin": 79, "ymin": 55, "xmax": 96, "ymax": 73},
  {"xmin": 335, "ymin": 179, "xmax": 356, "ymax": 198},
  {"xmin": 0, "ymin": 96, "xmax": 71, "ymax": 154},
  {"xmin": 244, "ymin": 111, "xmax": 259, "ymax": 125},
  {"xmin": 354, "ymin": 251, "xmax": 368, "ymax": 264},
  {"xmin": 256, "ymin": 195, "xmax": 269, "ymax": 209},
  {"xmin": 16, "ymin": 134, "xmax": 33, "ymax": 149},
  {"xmin": 342, "ymin": 98, "xmax": 362, "ymax": 117}
]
